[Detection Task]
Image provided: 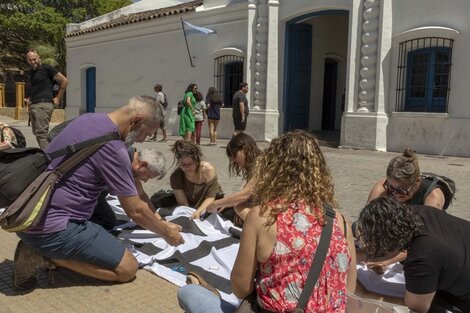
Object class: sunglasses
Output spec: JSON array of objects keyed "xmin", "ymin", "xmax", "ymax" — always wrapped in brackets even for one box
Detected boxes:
[{"xmin": 383, "ymin": 180, "xmax": 413, "ymax": 196}]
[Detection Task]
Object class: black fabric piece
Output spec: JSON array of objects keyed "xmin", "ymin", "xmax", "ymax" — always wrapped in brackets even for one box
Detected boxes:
[
  {"xmin": 169, "ymin": 216, "xmax": 207, "ymax": 237},
  {"xmin": 134, "ymin": 243, "xmax": 164, "ymax": 256}
]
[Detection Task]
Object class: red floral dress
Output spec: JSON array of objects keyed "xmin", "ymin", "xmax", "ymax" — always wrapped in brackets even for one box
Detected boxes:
[{"xmin": 256, "ymin": 200, "xmax": 351, "ymax": 313}]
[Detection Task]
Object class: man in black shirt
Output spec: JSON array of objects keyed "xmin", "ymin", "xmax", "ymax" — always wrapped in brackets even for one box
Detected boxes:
[
  {"xmin": 231, "ymin": 82, "xmax": 249, "ymax": 137},
  {"xmin": 358, "ymin": 197, "xmax": 470, "ymax": 313},
  {"xmin": 25, "ymin": 49, "xmax": 68, "ymax": 149}
]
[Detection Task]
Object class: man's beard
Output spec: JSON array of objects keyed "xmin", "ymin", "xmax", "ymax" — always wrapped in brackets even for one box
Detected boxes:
[{"xmin": 124, "ymin": 129, "xmax": 139, "ymax": 147}]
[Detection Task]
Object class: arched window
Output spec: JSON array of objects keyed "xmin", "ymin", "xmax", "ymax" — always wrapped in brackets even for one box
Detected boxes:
[
  {"xmin": 213, "ymin": 55, "xmax": 244, "ymax": 107},
  {"xmin": 396, "ymin": 37, "xmax": 453, "ymax": 112}
]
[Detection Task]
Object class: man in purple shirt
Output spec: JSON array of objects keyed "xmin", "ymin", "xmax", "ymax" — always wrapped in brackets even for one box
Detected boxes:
[{"xmin": 13, "ymin": 95, "xmax": 184, "ymax": 290}]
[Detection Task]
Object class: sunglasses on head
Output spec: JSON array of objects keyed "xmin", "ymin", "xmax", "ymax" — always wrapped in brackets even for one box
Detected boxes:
[{"xmin": 383, "ymin": 180, "xmax": 413, "ymax": 196}]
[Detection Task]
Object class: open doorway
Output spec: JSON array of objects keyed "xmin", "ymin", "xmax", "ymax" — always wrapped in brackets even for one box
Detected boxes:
[{"xmin": 284, "ymin": 10, "xmax": 349, "ymax": 144}]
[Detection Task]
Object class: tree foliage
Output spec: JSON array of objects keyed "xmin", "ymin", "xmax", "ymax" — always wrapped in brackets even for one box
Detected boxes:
[{"xmin": 0, "ymin": 0, "xmax": 131, "ymax": 79}]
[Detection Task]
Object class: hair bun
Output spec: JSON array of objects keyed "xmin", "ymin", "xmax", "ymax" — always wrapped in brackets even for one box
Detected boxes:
[{"xmin": 402, "ymin": 147, "xmax": 416, "ymax": 160}]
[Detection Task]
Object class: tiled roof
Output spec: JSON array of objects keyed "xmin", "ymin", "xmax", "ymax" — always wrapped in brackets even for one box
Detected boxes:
[{"xmin": 65, "ymin": 0, "xmax": 203, "ymax": 37}]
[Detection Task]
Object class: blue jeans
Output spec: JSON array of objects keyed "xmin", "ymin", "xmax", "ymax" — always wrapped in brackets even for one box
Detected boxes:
[{"xmin": 177, "ymin": 285, "xmax": 237, "ymax": 313}]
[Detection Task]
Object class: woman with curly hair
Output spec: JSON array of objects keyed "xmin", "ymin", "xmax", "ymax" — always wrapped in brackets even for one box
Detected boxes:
[
  {"xmin": 206, "ymin": 133, "xmax": 261, "ymax": 222},
  {"xmin": 178, "ymin": 130, "xmax": 356, "ymax": 313},
  {"xmin": 170, "ymin": 140, "xmax": 222, "ymax": 220},
  {"xmin": 357, "ymin": 197, "xmax": 470, "ymax": 313}
]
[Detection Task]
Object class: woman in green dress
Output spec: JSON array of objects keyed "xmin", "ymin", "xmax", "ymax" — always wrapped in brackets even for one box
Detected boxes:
[{"xmin": 179, "ymin": 83, "xmax": 197, "ymax": 141}]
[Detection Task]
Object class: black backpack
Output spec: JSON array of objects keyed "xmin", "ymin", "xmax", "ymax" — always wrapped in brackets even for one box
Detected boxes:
[
  {"xmin": 1, "ymin": 126, "xmax": 26, "ymax": 148},
  {"xmin": 421, "ymin": 172, "xmax": 456, "ymax": 210},
  {"xmin": 177, "ymin": 100, "xmax": 184, "ymax": 115},
  {"xmin": 162, "ymin": 92, "xmax": 169, "ymax": 110},
  {"xmin": 0, "ymin": 133, "xmax": 119, "ymax": 208}
]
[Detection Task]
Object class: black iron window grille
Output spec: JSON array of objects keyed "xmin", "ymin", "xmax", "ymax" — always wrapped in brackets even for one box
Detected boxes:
[
  {"xmin": 213, "ymin": 55, "xmax": 244, "ymax": 107},
  {"xmin": 395, "ymin": 37, "xmax": 453, "ymax": 113}
]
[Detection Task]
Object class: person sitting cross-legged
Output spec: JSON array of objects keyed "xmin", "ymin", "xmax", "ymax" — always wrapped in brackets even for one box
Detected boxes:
[{"xmin": 170, "ymin": 140, "xmax": 223, "ymax": 220}]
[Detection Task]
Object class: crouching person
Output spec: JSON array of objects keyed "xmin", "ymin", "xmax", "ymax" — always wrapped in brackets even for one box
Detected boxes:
[
  {"xmin": 357, "ymin": 197, "xmax": 470, "ymax": 313},
  {"xmin": 13, "ymin": 95, "xmax": 184, "ymax": 290}
]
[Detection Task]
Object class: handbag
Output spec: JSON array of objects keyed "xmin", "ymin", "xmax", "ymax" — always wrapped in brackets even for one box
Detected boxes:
[
  {"xmin": 0, "ymin": 142, "xmax": 107, "ymax": 232},
  {"xmin": 0, "ymin": 132, "xmax": 119, "ymax": 208},
  {"xmin": 234, "ymin": 204, "xmax": 336, "ymax": 313}
]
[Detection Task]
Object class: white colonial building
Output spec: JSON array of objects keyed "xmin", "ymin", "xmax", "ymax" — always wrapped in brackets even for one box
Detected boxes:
[{"xmin": 65, "ymin": 0, "xmax": 470, "ymax": 157}]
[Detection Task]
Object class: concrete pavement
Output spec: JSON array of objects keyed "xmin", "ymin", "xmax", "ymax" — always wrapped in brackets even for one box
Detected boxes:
[{"xmin": 1, "ymin": 115, "xmax": 469, "ymax": 312}]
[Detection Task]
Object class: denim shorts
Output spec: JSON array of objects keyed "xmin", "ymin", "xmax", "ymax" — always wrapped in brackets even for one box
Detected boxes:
[{"xmin": 18, "ymin": 220, "xmax": 126, "ymax": 270}]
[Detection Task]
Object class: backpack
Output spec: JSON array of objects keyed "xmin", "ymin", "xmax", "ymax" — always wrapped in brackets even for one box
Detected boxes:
[
  {"xmin": 0, "ymin": 132, "xmax": 119, "ymax": 208},
  {"xmin": 0, "ymin": 142, "xmax": 106, "ymax": 232},
  {"xmin": 1, "ymin": 126, "xmax": 26, "ymax": 148},
  {"xmin": 161, "ymin": 92, "xmax": 169, "ymax": 110},
  {"xmin": 177, "ymin": 100, "xmax": 184, "ymax": 115},
  {"xmin": 421, "ymin": 172, "xmax": 456, "ymax": 210}
]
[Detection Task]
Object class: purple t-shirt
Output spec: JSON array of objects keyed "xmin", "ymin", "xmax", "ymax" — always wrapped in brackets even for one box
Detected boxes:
[{"xmin": 28, "ymin": 113, "xmax": 137, "ymax": 234}]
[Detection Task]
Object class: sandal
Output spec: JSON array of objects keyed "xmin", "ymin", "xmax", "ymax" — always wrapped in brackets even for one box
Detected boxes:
[
  {"xmin": 158, "ymin": 138, "xmax": 168, "ymax": 143},
  {"xmin": 186, "ymin": 271, "xmax": 220, "ymax": 297}
]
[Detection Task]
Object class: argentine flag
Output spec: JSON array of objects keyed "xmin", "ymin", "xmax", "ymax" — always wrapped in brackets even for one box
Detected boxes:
[{"xmin": 182, "ymin": 20, "xmax": 216, "ymax": 36}]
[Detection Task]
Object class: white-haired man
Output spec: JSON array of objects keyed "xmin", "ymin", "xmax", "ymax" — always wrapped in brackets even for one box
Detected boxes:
[{"xmin": 13, "ymin": 96, "xmax": 184, "ymax": 290}]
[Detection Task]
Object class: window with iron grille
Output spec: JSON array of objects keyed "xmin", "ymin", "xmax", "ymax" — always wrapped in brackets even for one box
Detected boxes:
[
  {"xmin": 213, "ymin": 55, "xmax": 244, "ymax": 107},
  {"xmin": 396, "ymin": 37, "xmax": 453, "ymax": 112}
]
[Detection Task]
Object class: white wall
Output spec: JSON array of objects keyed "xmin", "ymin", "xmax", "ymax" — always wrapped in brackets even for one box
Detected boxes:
[
  {"xmin": 65, "ymin": 5, "xmax": 248, "ymax": 139},
  {"xmin": 384, "ymin": 0, "xmax": 470, "ymax": 156}
]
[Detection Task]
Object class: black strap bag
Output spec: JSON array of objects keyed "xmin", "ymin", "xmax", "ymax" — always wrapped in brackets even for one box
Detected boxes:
[{"xmin": 0, "ymin": 132, "xmax": 119, "ymax": 208}]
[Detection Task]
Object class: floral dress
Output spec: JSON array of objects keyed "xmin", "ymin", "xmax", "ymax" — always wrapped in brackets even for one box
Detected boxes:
[{"xmin": 256, "ymin": 200, "xmax": 351, "ymax": 313}]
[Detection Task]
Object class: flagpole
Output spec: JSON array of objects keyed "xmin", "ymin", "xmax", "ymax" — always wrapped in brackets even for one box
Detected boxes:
[{"xmin": 181, "ymin": 18, "xmax": 195, "ymax": 68}]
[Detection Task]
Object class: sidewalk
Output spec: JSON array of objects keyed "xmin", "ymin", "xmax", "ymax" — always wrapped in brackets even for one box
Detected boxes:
[{"xmin": 1, "ymin": 115, "xmax": 469, "ymax": 312}]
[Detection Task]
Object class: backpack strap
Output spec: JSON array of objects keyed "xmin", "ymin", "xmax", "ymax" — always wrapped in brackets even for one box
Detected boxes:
[
  {"xmin": 294, "ymin": 204, "xmax": 336, "ymax": 312},
  {"xmin": 55, "ymin": 142, "xmax": 106, "ymax": 175},
  {"xmin": 45, "ymin": 132, "xmax": 120, "ymax": 161},
  {"xmin": 423, "ymin": 176, "xmax": 439, "ymax": 201}
]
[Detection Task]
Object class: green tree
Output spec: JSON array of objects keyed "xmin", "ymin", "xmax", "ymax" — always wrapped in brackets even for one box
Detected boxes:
[{"xmin": 0, "ymin": 0, "xmax": 131, "ymax": 77}]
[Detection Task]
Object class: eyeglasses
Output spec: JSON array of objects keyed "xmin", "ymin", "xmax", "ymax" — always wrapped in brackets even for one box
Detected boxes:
[{"xmin": 383, "ymin": 180, "xmax": 413, "ymax": 196}]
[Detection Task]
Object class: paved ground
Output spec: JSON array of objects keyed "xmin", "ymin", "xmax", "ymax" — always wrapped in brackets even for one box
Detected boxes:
[{"xmin": 1, "ymin": 115, "xmax": 469, "ymax": 312}]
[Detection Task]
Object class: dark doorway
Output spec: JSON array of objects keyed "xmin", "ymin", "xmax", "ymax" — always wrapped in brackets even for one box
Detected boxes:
[
  {"xmin": 284, "ymin": 23, "xmax": 312, "ymax": 131},
  {"xmin": 86, "ymin": 67, "xmax": 96, "ymax": 113},
  {"xmin": 224, "ymin": 61, "xmax": 243, "ymax": 106},
  {"xmin": 321, "ymin": 59, "xmax": 338, "ymax": 130}
]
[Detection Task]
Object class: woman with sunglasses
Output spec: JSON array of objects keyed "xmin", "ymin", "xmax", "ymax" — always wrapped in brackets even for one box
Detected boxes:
[
  {"xmin": 179, "ymin": 83, "xmax": 197, "ymax": 141},
  {"xmin": 362, "ymin": 147, "xmax": 445, "ymax": 275},
  {"xmin": 367, "ymin": 147, "xmax": 445, "ymax": 209},
  {"xmin": 170, "ymin": 140, "xmax": 223, "ymax": 220}
]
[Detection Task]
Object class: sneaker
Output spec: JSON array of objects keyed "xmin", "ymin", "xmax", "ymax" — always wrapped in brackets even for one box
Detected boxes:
[{"xmin": 12, "ymin": 241, "xmax": 55, "ymax": 291}]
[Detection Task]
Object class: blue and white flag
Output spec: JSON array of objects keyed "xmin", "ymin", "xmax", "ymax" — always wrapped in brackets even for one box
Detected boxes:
[{"xmin": 182, "ymin": 20, "xmax": 216, "ymax": 36}]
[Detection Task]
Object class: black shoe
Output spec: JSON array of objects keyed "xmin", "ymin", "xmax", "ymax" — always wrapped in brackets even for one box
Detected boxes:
[{"xmin": 12, "ymin": 241, "xmax": 55, "ymax": 291}]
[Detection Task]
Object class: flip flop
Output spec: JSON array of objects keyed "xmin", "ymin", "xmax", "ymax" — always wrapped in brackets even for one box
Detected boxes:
[{"xmin": 186, "ymin": 271, "xmax": 220, "ymax": 297}]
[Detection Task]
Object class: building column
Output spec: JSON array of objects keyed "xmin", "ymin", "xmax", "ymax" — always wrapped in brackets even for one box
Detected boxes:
[
  {"xmin": 341, "ymin": 0, "xmax": 390, "ymax": 151},
  {"xmin": 246, "ymin": 0, "xmax": 257, "ymax": 108},
  {"xmin": 252, "ymin": 0, "xmax": 267, "ymax": 110}
]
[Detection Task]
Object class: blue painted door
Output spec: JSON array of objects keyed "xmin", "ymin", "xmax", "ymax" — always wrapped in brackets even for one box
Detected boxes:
[
  {"xmin": 285, "ymin": 23, "xmax": 312, "ymax": 131},
  {"xmin": 405, "ymin": 47, "xmax": 450, "ymax": 112},
  {"xmin": 86, "ymin": 67, "xmax": 96, "ymax": 113}
]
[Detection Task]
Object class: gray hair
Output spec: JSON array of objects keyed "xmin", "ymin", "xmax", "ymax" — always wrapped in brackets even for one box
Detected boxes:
[
  {"xmin": 138, "ymin": 149, "xmax": 166, "ymax": 179},
  {"xmin": 127, "ymin": 95, "xmax": 163, "ymax": 126}
]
